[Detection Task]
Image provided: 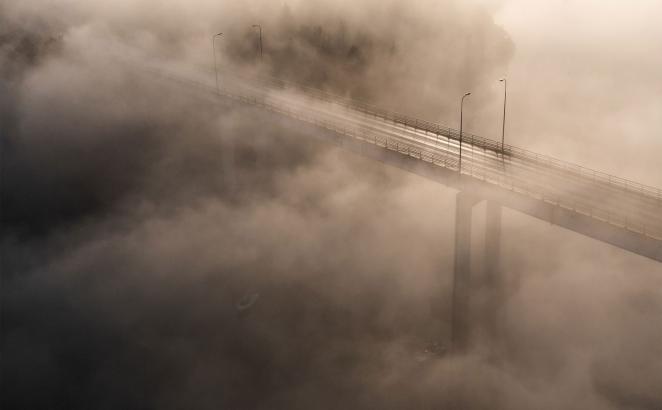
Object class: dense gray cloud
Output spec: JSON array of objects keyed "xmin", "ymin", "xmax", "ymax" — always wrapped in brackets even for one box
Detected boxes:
[{"xmin": 1, "ymin": 1, "xmax": 661, "ymax": 409}]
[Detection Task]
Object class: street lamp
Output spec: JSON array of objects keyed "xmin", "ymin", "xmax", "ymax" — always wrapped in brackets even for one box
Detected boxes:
[
  {"xmin": 212, "ymin": 32, "xmax": 223, "ymax": 94},
  {"xmin": 499, "ymin": 78, "xmax": 507, "ymax": 153},
  {"xmin": 252, "ymin": 24, "xmax": 263, "ymax": 61},
  {"xmin": 459, "ymin": 92, "xmax": 472, "ymax": 172}
]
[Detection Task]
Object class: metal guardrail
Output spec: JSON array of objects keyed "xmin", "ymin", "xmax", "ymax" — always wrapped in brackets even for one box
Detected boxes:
[
  {"xmin": 227, "ymin": 81, "xmax": 662, "ymax": 239},
  {"xmin": 221, "ymin": 86, "xmax": 662, "ymax": 240},
  {"xmin": 224, "ymin": 70, "xmax": 662, "ymax": 205}
]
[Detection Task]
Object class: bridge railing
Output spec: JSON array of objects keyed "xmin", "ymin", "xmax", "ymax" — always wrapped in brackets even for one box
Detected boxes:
[
  {"xmin": 215, "ymin": 77, "xmax": 662, "ymax": 239},
  {"xmin": 209, "ymin": 78, "xmax": 661, "ymax": 236},
  {"xmin": 143, "ymin": 63, "xmax": 662, "ymax": 240},
  {"xmin": 224, "ymin": 69, "xmax": 662, "ymax": 205}
]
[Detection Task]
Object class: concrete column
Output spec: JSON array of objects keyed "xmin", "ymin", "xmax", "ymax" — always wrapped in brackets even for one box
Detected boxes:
[
  {"xmin": 484, "ymin": 200, "xmax": 503, "ymax": 346},
  {"xmin": 451, "ymin": 192, "xmax": 479, "ymax": 353}
]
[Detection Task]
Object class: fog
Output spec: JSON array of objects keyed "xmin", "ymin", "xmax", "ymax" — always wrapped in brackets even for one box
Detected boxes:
[
  {"xmin": 2, "ymin": 1, "xmax": 661, "ymax": 409},
  {"xmin": 494, "ymin": 0, "xmax": 662, "ymax": 186}
]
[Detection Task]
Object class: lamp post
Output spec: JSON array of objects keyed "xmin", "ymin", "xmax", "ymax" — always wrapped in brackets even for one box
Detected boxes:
[
  {"xmin": 212, "ymin": 32, "xmax": 223, "ymax": 93},
  {"xmin": 252, "ymin": 24, "xmax": 263, "ymax": 61},
  {"xmin": 459, "ymin": 92, "xmax": 472, "ymax": 172},
  {"xmin": 499, "ymin": 78, "xmax": 507, "ymax": 153}
]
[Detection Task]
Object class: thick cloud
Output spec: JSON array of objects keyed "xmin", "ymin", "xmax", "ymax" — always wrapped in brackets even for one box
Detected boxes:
[{"xmin": 1, "ymin": 1, "xmax": 661, "ymax": 409}]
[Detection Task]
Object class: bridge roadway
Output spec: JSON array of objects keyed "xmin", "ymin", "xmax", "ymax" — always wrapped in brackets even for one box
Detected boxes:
[{"xmin": 136, "ymin": 61, "xmax": 662, "ymax": 262}]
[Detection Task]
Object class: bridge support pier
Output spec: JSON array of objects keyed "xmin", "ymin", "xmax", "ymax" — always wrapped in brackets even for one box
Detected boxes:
[
  {"xmin": 451, "ymin": 193, "xmax": 502, "ymax": 354},
  {"xmin": 451, "ymin": 192, "xmax": 479, "ymax": 352},
  {"xmin": 484, "ymin": 200, "xmax": 503, "ymax": 350}
]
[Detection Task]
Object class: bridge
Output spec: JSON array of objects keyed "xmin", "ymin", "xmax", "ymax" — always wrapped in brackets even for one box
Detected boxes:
[{"xmin": 134, "ymin": 60, "xmax": 662, "ymax": 351}]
